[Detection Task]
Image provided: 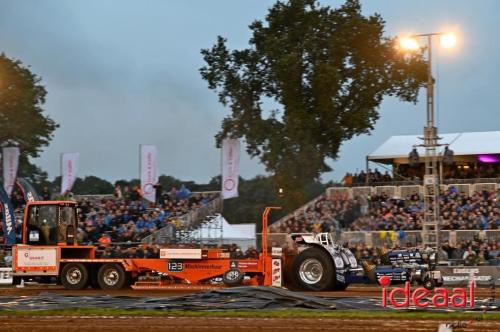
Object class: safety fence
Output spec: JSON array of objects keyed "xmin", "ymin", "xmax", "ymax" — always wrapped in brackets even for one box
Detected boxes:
[
  {"xmin": 332, "ymin": 177, "xmax": 500, "ymax": 188},
  {"xmin": 326, "ymin": 181, "xmax": 499, "ymax": 199},
  {"xmin": 73, "ymin": 194, "xmax": 115, "ymax": 201}
]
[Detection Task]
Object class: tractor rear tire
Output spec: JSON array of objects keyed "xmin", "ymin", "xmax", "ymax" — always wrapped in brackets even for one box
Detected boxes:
[
  {"xmin": 61, "ymin": 263, "xmax": 89, "ymax": 290},
  {"xmin": 97, "ymin": 263, "xmax": 129, "ymax": 290},
  {"xmin": 292, "ymin": 247, "xmax": 334, "ymax": 291}
]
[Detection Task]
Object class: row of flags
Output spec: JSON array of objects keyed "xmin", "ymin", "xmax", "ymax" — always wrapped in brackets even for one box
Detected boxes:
[
  {"xmin": 139, "ymin": 139, "xmax": 241, "ymax": 201},
  {"xmin": 1, "ymin": 138, "xmax": 241, "ymax": 202}
]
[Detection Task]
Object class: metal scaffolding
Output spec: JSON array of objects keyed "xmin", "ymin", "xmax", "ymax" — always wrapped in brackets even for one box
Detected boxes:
[{"xmin": 418, "ymin": 34, "xmax": 441, "ymax": 255}]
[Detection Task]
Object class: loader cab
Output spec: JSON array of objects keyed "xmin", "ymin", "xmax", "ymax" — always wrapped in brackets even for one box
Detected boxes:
[{"xmin": 23, "ymin": 201, "xmax": 77, "ymax": 246}]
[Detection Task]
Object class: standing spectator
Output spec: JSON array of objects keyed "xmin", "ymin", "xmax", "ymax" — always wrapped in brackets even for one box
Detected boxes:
[
  {"xmin": 153, "ymin": 182, "xmax": 163, "ymax": 206},
  {"xmin": 342, "ymin": 173, "xmax": 353, "ymax": 186},
  {"xmin": 114, "ymin": 185, "xmax": 122, "ymax": 199},
  {"xmin": 130, "ymin": 186, "xmax": 142, "ymax": 201}
]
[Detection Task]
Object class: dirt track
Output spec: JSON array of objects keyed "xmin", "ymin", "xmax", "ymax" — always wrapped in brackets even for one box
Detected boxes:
[
  {"xmin": 0, "ymin": 285, "xmax": 497, "ymax": 332},
  {"xmin": 0, "ymin": 316, "xmax": 497, "ymax": 332}
]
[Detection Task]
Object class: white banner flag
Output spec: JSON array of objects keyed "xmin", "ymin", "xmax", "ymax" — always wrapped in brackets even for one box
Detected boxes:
[
  {"xmin": 140, "ymin": 145, "xmax": 158, "ymax": 202},
  {"xmin": 221, "ymin": 139, "xmax": 240, "ymax": 199},
  {"xmin": 2, "ymin": 147, "xmax": 20, "ymax": 196},
  {"xmin": 60, "ymin": 153, "xmax": 79, "ymax": 194}
]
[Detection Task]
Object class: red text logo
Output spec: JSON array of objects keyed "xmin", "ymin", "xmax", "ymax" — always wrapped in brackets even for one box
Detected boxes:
[{"xmin": 379, "ymin": 276, "xmax": 474, "ymax": 309}]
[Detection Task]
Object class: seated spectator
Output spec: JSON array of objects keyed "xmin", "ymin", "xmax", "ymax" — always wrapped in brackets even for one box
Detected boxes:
[{"xmin": 245, "ymin": 246, "xmax": 259, "ymax": 259}]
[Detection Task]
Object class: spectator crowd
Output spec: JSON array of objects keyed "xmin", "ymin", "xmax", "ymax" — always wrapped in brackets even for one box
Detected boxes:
[
  {"xmin": 0, "ymin": 185, "xmax": 218, "ymax": 248},
  {"xmin": 76, "ymin": 186, "xmax": 217, "ymax": 245},
  {"xmin": 342, "ymin": 169, "xmax": 392, "ymax": 186},
  {"xmin": 270, "ymin": 188, "xmax": 500, "ymax": 233}
]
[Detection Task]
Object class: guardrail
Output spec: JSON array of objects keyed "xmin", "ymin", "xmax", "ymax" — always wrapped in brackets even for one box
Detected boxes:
[
  {"xmin": 142, "ymin": 195, "xmax": 223, "ymax": 244},
  {"xmin": 330, "ymin": 177, "xmax": 500, "ymax": 188},
  {"xmin": 326, "ymin": 181, "xmax": 499, "ymax": 199},
  {"xmin": 73, "ymin": 194, "xmax": 115, "ymax": 200}
]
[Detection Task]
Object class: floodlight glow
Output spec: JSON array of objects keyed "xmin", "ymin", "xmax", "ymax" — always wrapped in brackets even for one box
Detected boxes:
[
  {"xmin": 399, "ymin": 37, "xmax": 420, "ymax": 51},
  {"xmin": 440, "ymin": 33, "xmax": 457, "ymax": 48}
]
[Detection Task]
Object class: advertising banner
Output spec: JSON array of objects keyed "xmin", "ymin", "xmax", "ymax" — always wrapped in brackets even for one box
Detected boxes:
[
  {"xmin": 437, "ymin": 266, "xmax": 500, "ymax": 286},
  {"xmin": 221, "ymin": 139, "xmax": 240, "ymax": 199},
  {"xmin": 16, "ymin": 177, "xmax": 41, "ymax": 202},
  {"xmin": 14, "ymin": 247, "xmax": 58, "ymax": 274},
  {"xmin": 140, "ymin": 145, "xmax": 158, "ymax": 202},
  {"xmin": 160, "ymin": 249, "xmax": 202, "ymax": 259},
  {"xmin": 0, "ymin": 184, "xmax": 16, "ymax": 245},
  {"xmin": 60, "ymin": 153, "xmax": 79, "ymax": 194},
  {"xmin": 272, "ymin": 258, "xmax": 282, "ymax": 287},
  {"xmin": 2, "ymin": 147, "xmax": 20, "ymax": 196}
]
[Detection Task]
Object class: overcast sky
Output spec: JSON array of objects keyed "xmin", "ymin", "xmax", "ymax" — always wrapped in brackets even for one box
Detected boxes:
[{"xmin": 0, "ymin": 0, "xmax": 499, "ymax": 184}]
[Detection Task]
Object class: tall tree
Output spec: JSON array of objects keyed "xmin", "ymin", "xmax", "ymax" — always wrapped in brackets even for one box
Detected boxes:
[
  {"xmin": 72, "ymin": 176, "xmax": 114, "ymax": 195},
  {"xmin": 0, "ymin": 53, "xmax": 58, "ymax": 185},
  {"xmin": 200, "ymin": 0, "xmax": 426, "ymax": 206}
]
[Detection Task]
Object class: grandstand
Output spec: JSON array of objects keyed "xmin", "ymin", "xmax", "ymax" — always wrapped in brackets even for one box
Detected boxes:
[
  {"xmin": 268, "ymin": 180, "xmax": 499, "ymax": 266},
  {"xmin": 366, "ymin": 131, "xmax": 500, "ymax": 183}
]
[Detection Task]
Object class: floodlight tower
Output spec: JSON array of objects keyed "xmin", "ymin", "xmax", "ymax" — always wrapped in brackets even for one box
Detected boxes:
[{"xmin": 399, "ymin": 32, "xmax": 457, "ymax": 258}]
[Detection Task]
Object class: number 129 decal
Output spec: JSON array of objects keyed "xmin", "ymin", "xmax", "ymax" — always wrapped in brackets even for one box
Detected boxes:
[{"xmin": 168, "ymin": 261, "xmax": 183, "ymax": 272}]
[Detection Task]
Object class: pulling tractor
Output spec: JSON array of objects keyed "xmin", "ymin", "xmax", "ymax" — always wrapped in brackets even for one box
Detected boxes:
[
  {"xmin": 362, "ymin": 247, "xmax": 444, "ymax": 290},
  {"xmin": 11, "ymin": 200, "xmax": 362, "ymax": 291}
]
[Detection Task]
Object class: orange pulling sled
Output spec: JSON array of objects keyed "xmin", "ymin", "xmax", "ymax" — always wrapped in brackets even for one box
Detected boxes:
[{"xmin": 12, "ymin": 201, "xmax": 284, "ymax": 290}]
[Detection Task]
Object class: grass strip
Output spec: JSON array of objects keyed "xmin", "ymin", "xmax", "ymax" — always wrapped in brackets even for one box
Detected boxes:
[{"xmin": 0, "ymin": 308, "xmax": 498, "ymax": 320}]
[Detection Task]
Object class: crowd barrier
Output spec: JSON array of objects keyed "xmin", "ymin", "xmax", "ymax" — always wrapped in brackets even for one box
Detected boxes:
[
  {"xmin": 73, "ymin": 194, "xmax": 115, "ymax": 201},
  {"xmin": 326, "ymin": 181, "xmax": 499, "ymax": 199},
  {"xmin": 332, "ymin": 177, "xmax": 500, "ymax": 188}
]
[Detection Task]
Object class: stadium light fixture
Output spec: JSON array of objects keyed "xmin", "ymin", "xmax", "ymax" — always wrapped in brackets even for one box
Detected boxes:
[{"xmin": 398, "ymin": 30, "xmax": 459, "ymax": 260}]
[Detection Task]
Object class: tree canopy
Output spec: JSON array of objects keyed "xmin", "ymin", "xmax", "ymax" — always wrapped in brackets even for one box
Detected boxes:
[
  {"xmin": 200, "ymin": 0, "xmax": 426, "ymax": 206},
  {"xmin": 0, "ymin": 53, "xmax": 58, "ymax": 184}
]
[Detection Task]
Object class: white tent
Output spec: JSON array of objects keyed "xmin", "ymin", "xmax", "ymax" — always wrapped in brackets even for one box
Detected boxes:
[
  {"xmin": 368, "ymin": 131, "xmax": 500, "ymax": 164},
  {"xmin": 189, "ymin": 214, "xmax": 256, "ymax": 250}
]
